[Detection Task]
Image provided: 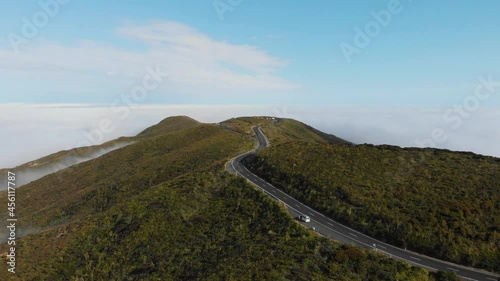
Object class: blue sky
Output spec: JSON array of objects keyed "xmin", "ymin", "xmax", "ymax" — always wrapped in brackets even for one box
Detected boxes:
[
  {"xmin": 1, "ymin": 0, "xmax": 500, "ymax": 105},
  {"xmin": 1, "ymin": 1, "xmax": 500, "ymax": 167}
]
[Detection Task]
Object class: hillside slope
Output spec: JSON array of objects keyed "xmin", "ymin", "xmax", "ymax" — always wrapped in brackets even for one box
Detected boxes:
[
  {"xmin": 0, "ymin": 139, "xmax": 133, "ymax": 189},
  {"xmin": 0, "ymin": 116, "xmax": 201, "ymax": 190},
  {"xmin": 0, "ymin": 124, "xmax": 253, "ymax": 231},
  {"xmin": 0, "ymin": 116, "xmax": 442, "ymax": 280},
  {"xmin": 138, "ymin": 115, "xmax": 201, "ymax": 137},
  {"xmin": 221, "ymin": 116, "xmax": 349, "ymax": 145},
  {"xmin": 247, "ymin": 141, "xmax": 500, "ymax": 272}
]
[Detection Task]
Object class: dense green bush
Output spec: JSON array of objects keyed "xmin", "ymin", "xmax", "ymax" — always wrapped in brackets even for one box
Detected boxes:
[
  {"xmin": 247, "ymin": 141, "xmax": 500, "ymax": 272},
  {"xmin": 9, "ymin": 172, "xmax": 434, "ymax": 280}
]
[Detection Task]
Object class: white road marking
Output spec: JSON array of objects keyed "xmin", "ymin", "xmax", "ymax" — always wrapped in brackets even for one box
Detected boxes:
[
  {"xmin": 327, "ymin": 222, "xmax": 334, "ymax": 226},
  {"xmin": 410, "ymin": 256, "xmax": 421, "ymax": 261},
  {"xmin": 377, "ymin": 245, "xmax": 387, "ymax": 249},
  {"xmin": 447, "ymin": 267, "xmax": 458, "ymax": 272},
  {"xmin": 349, "ymin": 233, "xmax": 358, "ymax": 237}
]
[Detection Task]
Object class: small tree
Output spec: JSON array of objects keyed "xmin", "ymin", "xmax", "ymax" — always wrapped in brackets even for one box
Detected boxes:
[{"xmin": 432, "ymin": 271, "xmax": 460, "ymax": 281}]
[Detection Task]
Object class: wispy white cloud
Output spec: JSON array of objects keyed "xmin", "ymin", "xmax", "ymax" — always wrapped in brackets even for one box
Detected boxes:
[
  {"xmin": 0, "ymin": 21, "xmax": 297, "ymax": 102},
  {"xmin": 117, "ymin": 22, "xmax": 288, "ymax": 73}
]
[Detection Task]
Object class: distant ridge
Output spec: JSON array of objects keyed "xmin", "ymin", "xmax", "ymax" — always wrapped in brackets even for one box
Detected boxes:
[
  {"xmin": 221, "ymin": 116, "xmax": 350, "ymax": 145},
  {"xmin": 303, "ymin": 123, "xmax": 351, "ymax": 144}
]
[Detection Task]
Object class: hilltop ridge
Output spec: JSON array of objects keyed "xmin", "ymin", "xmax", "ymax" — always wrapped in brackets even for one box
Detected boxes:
[{"xmin": 138, "ymin": 115, "xmax": 201, "ymax": 137}]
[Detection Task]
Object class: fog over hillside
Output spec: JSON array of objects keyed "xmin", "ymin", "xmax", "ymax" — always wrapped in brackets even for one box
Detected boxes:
[
  {"xmin": 0, "ymin": 141, "xmax": 133, "ymax": 190},
  {"xmin": 1, "ymin": 104, "xmax": 499, "ymax": 169}
]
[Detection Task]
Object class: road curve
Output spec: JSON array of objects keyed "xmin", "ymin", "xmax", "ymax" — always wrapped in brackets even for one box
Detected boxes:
[{"xmin": 227, "ymin": 126, "xmax": 499, "ymax": 281}]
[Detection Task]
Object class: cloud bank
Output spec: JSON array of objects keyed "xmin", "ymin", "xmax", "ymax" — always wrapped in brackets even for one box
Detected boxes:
[{"xmin": 0, "ymin": 104, "xmax": 498, "ymax": 170}]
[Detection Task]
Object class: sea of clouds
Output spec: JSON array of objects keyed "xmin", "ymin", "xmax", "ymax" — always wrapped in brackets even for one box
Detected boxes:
[{"xmin": 1, "ymin": 104, "xmax": 499, "ymax": 169}]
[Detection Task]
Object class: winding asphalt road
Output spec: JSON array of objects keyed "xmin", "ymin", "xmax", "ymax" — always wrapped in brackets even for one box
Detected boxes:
[{"xmin": 227, "ymin": 126, "xmax": 499, "ymax": 281}]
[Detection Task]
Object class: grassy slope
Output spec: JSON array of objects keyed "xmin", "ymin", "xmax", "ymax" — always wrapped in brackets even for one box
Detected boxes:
[
  {"xmin": 0, "ymin": 137, "xmax": 129, "ymax": 171},
  {"xmin": 2, "ymin": 173, "xmax": 434, "ymax": 281},
  {"xmin": 221, "ymin": 116, "xmax": 349, "ymax": 145},
  {"xmin": 1, "ymin": 116, "xmax": 199, "ymax": 171},
  {"xmin": 137, "ymin": 115, "xmax": 201, "ymax": 137},
  {"xmin": 247, "ymin": 141, "xmax": 500, "ymax": 272},
  {"xmin": 0, "ymin": 116, "xmax": 440, "ymax": 280},
  {"xmin": 0, "ymin": 138, "xmax": 135, "ymax": 188},
  {"xmin": 0, "ymin": 116, "xmax": 200, "ymax": 188},
  {"xmin": 0, "ymin": 123, "xmax": 253, "ymax": 229}
]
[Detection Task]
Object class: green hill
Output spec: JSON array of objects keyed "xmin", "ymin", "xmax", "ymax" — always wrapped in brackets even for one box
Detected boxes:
[
  {"xmin": 221, "ymin": 116, "xmax": 349, "ymax": 145},
  {"xmin": 247, "ymin": 141, "xmax": 500, "ymax": 272},
  {"xmin": 138, "ymin": 115, "xmax": 201, "ymax": 137},
  {"xmin": 0, "ymin": 116, "xmax": 443, "ymax": 280},
  {"xmin": 0, "ymin": 116, "xmax": 202, "ymax": 189}
]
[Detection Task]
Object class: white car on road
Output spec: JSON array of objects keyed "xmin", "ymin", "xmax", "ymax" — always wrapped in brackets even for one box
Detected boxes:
[{"xmin": 299, "ymin": 214, "xmax": 311, "ymax": 222}]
